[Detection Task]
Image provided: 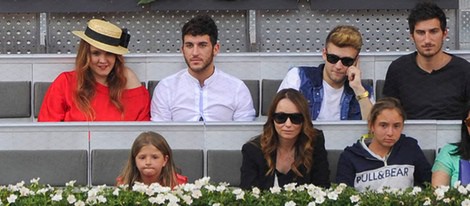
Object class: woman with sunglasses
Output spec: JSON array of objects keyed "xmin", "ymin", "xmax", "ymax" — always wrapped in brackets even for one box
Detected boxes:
[
  {"xmin": 336, "ymin": 97, "xmax": 431, "ymax": 192},
  {"xmin": 240, "ymin": 88, "xmax": 330, "ymax": 190},
  {"xmin": 432, "ymin": 104, "xmax": 470, "ymax": 187}
]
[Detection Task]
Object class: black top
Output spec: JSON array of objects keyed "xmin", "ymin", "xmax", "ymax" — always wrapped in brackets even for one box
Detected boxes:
[
  {"xmin": 383, "ymin": 52, "xmax": 470, "ymax": 120},
  {"xmin": 240, "ymin": 129, "xmax": 330, "ymax": 190}
]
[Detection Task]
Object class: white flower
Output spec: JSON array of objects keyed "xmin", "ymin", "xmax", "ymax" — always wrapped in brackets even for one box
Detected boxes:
[
  {"xmin": 307, "ymin": 202, "xmax": 316, "ymax": 206},
  {"xmin": 270, "ymin": 186, "xmax": 282, "ymax": 194},
  {"xmin": 212, "ymin": 203, "xmax": 221, "ymax": 206},
  {"xmin": 309, "ymin": 189, "xmax": 326, "ymax": 201},
  {"xmin": 334, "ymin": 183, "xmax": 347, "ymax": 193},
  {"xmin": 252, "ymin": 187, "xmax": 261, "ymax": 198},
  {"xmin": 314, "ymin": 195, "xmax": 325, "ymax": 204},
  {"xmin": 181, "ymin": 194, "xmax": 193, "ymax": 205},
  {"xmin": 458, "ymin": 185, "xmax": 468, "ymax": 195},
  {"xmin": 295, "ymin": 184, "xmax": 306, "ymax": 192},
  {"xmin": 191, "ymin": 189, "xmax": 203, "ymax": 199},
  {"xmin": 284, "ymin": 183, "xmax": 297, "ymax": 192},
  {"xmin": 19, "ymin": 187, "xmax": 32, "ymax": 196},
  {"xmin": 232, "ymin": 188, "xmax": 245, "ymax": 200},
  {"xmin": 194, "ymin": 177, "xmax": 211, "ymax": 187},
  {"xmin": 67, "ymin": 194, "xmax": 77, "ymax": 204},
  {"xmin": 182, "ymin": 183, "xmax": 196, "ymax": 192},
  {"xmin": 132, "ymin": 182, "xmax": 148, "ymax": 193},
  {"xmin": 423, "ymin": 197, "xmax": 432, "ymax": 206},
  {"xmin": 7, "ymin": 194, "xmax": 17, "ymax": 204},
  {"xmin": 148, "ymin": 197, "xmax": 158, "ymax": 204},
  {"xmin": 411, "ymin": 186, "xmax": 422, "ymax": 195},
  {"xmin": 205, "ymin": 185, "xmax": 216, "ymax": 192},
  {"xmin": 112, "ymin": 188, "xmax": 120, "ymax": 196},
  {"xmin": 461, "ymin": 199, "xmax": 470, "ymax": 206},
  {"xmin": 454, "ymin": 180, "xmax": 462, "ymax": 188},
  {"xmin": 30, "ymin": 177, "xmax": 40, "ymax": 185},
  {"xmin": 216, "ymin": 185, "xmax": 227, "ymax": 192},
  {"xmin": 350, "ymin": 195, "xmax": 360, "ymax": 203},
  {"xmin": 434, "ymin": 186, "xmax": 449, "ymax": 200},
  {"xmin": 74, "ymin": 200, "xmax": 86, "ymax": 206},
  {"xmin": 51, "ymin": 192, "xmax": 63, "ymax": 202},
  {"xmin": 337, "ymin": 183, "xmax": 347, "ymax": 189},
  {"xmin": 327, "ymin": 191, "xmax": 338, "ymax": 200},
  {"xmin": 66, "ymin": 180, "xmax": 76, "ymax": 187},
  {"xmin": 285, "ymin": 200, "xmax": 296, "ymax": 206},
  {"xmin": 37, "ymin": 188, "xmax": 50, "ymax": 195},
  {"xmin": 443, "ymin": 198, "xmax": 451, "ymax": 203},
  {"xmin": 97, "ymin": 195, "xmax": 107, "ymax": 203},
  {"xmin": 166, "ymin": 193, "xmax": 180, "ymax": 205},
  {"xmin": 150, "ymin": 194, "xmax": 166, "ymax": 204}
]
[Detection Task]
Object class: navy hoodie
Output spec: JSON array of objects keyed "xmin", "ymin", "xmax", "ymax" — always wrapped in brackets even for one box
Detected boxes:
[{"xmin": 335, "ymin": 134, "xmax": 431, "ymax": 191}]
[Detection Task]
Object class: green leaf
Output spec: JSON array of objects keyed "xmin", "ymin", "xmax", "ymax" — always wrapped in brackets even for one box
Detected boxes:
[{"xmin": 137, "ymin": 0, "xmax": 155, "ymax": 5}]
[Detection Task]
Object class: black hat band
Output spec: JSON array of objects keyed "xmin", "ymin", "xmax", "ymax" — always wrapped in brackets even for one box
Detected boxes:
[{"xmin": 84, "ymin": 27, "xmax": 130, "ymax": 48}]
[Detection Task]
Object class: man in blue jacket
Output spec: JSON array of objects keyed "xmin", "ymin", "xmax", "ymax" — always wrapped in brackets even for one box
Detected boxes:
[{"xmin": 278, "ymin": 25, "xmax": 373, "ymax": 120}]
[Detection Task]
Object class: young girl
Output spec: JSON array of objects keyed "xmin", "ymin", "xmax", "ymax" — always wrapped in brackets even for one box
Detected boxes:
[
  {"xmin": 117, "ymin": 131, "xmax": 187, "ymax": 188},
  {"xmin": 336, "ymin": 97, "xmax": 431, "ymax": 191}
]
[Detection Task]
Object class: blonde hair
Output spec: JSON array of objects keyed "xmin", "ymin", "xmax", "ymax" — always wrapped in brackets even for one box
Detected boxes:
[
  {"xmin": 119, "ymin": 131, "xmax": 179, "ymax": 188},
  {"xmin": 74, "ymin": 40, "xmax": 127, "ymax": 120},
  {"xmin": 260, "ymin": 88, "xmax": 317, "ymax": 177},
  {"xmin": 325, "ymin": 25, "xmax": 362, "ymax": 52}
]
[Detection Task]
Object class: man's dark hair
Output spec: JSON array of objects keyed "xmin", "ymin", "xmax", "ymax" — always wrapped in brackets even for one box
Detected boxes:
[
  {"xmin": 182, "ymin": 15, "xmax": 218, "ymax": 45},
  {"xmin": 408, "ymin": 2, "xmax": 447, "ymax": 34}
]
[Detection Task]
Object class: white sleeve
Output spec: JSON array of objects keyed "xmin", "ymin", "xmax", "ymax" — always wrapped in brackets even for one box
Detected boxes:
[
  {"xmin": 233, "ymin": 82, "xmax": 256, "ymax": 121},
  {"xmin": 150, "ymin": 82, "xmax": 172, "ymax": 121},
  {"xmin": 278, "ymin": 67, "xmax": 301, "ymax": 92}
]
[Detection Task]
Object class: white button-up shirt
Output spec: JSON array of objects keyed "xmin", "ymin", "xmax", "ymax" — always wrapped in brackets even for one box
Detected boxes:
[{"xmin": 151, "ymin": 68, "xmax": 256, "ymax": 121}]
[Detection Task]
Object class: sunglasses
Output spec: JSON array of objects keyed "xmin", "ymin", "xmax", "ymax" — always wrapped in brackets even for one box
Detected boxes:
[
  {"xmin": 273, "ymin": 113, "xmax": 304, "ymax": 124},
  {"xmin": 326, "ymin": 53, "xmax": 356, "ymax": 67},
  {"xmin": 464, "ymin": 118, "xmax": 470, "ymax": 127}
]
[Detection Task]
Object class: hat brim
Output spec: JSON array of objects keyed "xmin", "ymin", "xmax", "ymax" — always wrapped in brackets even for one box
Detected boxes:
[{"xmin": 72, "ymin": 31, "xmax": 129, "ymax": 55}]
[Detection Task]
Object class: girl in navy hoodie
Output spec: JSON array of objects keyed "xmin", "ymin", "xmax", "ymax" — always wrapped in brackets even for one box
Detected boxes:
[{"xmin": 336, "ymin": 97, "xmax": 431, "ymax": 192}]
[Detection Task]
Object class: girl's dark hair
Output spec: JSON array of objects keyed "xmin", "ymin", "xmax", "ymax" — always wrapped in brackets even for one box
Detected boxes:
[{"xmin": 368, "ymin": 97, "xmax": 406, "ymax": 134}]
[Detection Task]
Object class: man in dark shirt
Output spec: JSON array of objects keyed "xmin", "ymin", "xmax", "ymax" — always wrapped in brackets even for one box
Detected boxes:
[{"xmin": 383, "ymin": 2, "xmax": 470, "ymax": 120}]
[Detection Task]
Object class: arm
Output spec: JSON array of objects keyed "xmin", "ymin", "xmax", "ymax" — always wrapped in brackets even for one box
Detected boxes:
[
  {"xmin": 382, "ymin": 62, "xmax": 399, "ymax": 98},
  {"xmin": 135, "ymin": 88, "xmax": 151, "ymax": 121},
  {"xmin": 412, "ymin": 143, "xmax": 432, "ymax": 187},
  {"xmin": 335, "ymin": 150, "xmax": 356, "ymax": 187},
  {"xmin": 123, "ymin": 67, "xmax": 142, "ymax": 89},
  {"xmin": 431, "ymin": 144, "xmax": 455, "ymax": 187},
  {"xmin": 240, "ymin": 142, "xmax": 262, "ymax": 189},
  {"xmin": 38, "ymin": 73, "xmax": 69, "ymax": 122},
  {"xmin": 311, "ymin": 131, "xmax": 331, "ymax": 188},
  {"xmin": 233, "ymin": 82, "xmax": 256, "ymax": 121},
  {"xmin": 347, "ymin": 58, "xmax": 373, "ymax": 120},
  {"xmin": 278, "ymin": 67, "xmax": 301, "ymax": 92},
  {"xmin": 150, "ymin": 82, "xmax": 172, "ymax": 121},
  {"xmin": 432, "ymin": 171, "xmax": 450, "ymax": 187}
]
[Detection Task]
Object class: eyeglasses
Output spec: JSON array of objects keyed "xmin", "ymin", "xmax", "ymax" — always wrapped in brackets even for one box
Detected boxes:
[
  {"xmin": 325, "ymin": 53, "xmax": 356, "ymax": 67},
  {"xmin": 273, "ymin": 113, "xmax": 304, "ymax": 124},
  {"xmin": 464, "ymin": 118, "xmax": 470, "ymax": 127}
]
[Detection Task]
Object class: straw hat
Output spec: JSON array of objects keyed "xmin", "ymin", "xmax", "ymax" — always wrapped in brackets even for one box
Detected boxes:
[{"xmin": 72, "ymin": 19, "xmax": 131, "ymax": 55}]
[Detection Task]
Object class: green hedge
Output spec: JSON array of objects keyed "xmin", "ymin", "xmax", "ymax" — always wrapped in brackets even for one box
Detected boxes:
[{"xmin": 1, "ymin": 177, "xmax": 469, "ymax": 205}]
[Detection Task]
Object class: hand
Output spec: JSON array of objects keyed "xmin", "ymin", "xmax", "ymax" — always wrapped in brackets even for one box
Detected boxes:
[{"xmin": 346, "ymin": 57, "xmax": 366, "ymax": 94}]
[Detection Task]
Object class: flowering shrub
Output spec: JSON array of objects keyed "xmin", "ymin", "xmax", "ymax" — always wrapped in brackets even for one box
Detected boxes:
[{"xmin": 1, "ymin": 177, "xmax": 470, "ymax": 206}]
